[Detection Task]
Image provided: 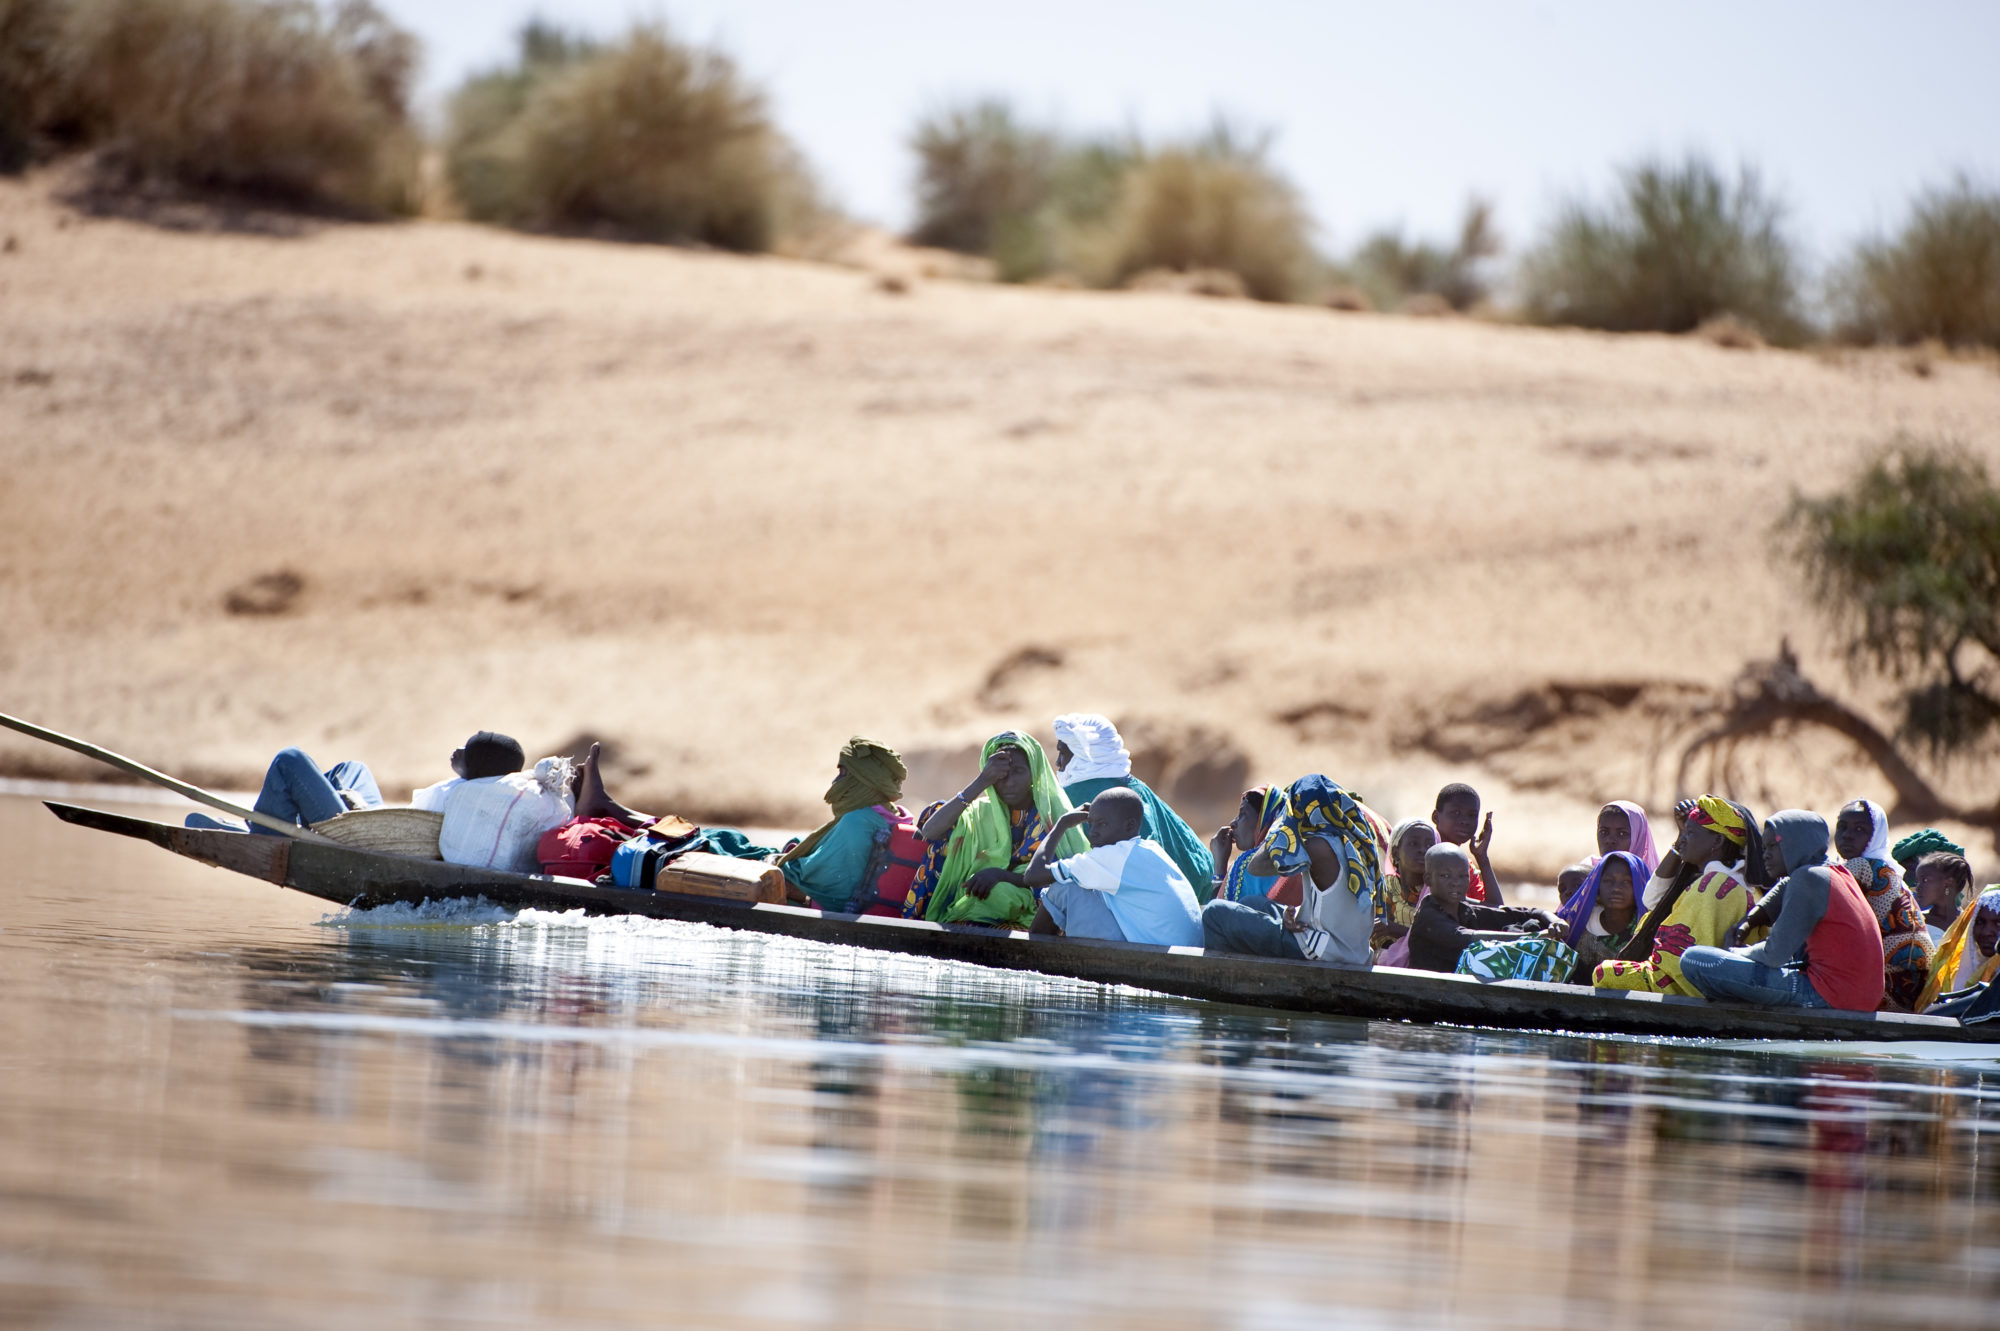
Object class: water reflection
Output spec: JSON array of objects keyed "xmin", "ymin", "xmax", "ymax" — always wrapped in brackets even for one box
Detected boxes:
[{"xmin": 3, "ymin": 796, "xmax": 2000, "ymax": 1328}]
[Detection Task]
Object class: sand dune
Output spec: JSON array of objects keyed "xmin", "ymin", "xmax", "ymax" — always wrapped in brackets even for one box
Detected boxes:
[{"xmin": 3, "ymin": 172, "xmax": 1997, "ymax": 877}]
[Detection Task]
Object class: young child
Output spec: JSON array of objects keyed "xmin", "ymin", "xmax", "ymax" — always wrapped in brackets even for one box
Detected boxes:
[
  {"xmin": 1909, "ymin": 852, "xmax": 1974, "ymax": 945},
  {"xmin": 1432, "ymin": 782, "xmax": 1501, "ymax": 905},
  {"xmin": 1371, "ymin": 817, "xmax": 1437, "ymax": 952},
  {"xmin": 1555, "ymin": 852, "xmax": 1645, "ymax": 977},
  {"xmin": 1025, "ymin": 787, "xmax": 1205, "ymax": 947},
  {"xmin": 1405, "ymin": 844, "xmax": 1556, "ymax": 973}
]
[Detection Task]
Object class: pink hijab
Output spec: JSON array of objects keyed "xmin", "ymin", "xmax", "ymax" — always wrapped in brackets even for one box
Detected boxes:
[{"xmin": 1599, "ymin": 800, "xmax": 1659, "ymax": 876}]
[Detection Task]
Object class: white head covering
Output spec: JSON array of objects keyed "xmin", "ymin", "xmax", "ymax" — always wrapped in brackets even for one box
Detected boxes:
[
  {"xmin": 1051, "ymin": 713, "xmax": 1131, "ymax": 788},
  {"xmin": 1388, "ymin": 816, "xmax": 1438, "ymax": 860},
  {"xmin": 1857, "ymin": 799, "xmax": 1892, "ymax": 863}
]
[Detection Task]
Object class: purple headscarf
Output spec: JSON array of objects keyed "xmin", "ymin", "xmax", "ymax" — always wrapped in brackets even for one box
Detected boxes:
[
  {"xmin": 1556, "ymin": 850, "xmax": 1648, "ymax": 949},
  {"xmin": 1603, "ymin": 800, "xmax": 1659, "ymax": 876}
]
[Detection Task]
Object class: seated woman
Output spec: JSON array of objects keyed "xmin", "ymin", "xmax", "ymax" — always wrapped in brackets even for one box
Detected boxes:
[
  {"xmin": 1200, "ymin": 775, "xmax": 1383, "ymax": 967},
  {"xmin": 1590, "ymin": 801, "xmax": 1659, "ymax": 876},
  {"xmin": 1371, "ymin": 817, "xmax": 1438, "ymax": 956},
  {"xmin": 1595, "ymin": 797, "xmax": 1762, "ymax": 996},
  {"xmin": 902, "ymin": 732, "xmax": 1087, "ymax": 929},
  {"xmin": 1024, "ymin": 787, "xmax": 1205, "ymax": 946},
  {"xmin": 1831, "ymin": 797, "xmax": 1936, "ymax": 1011},
  {"xmin": 1915, "ymin": 887, "xmax": 2000, "ymax": 1012},
  {"xmin": 775, "ymin": 737, "xmax": 907, "ymax": 911},
  {"xmin": 1678, "ymin": 811, "xmax": 1886, "ymax": 1012},
  {"xmin": 188, "ymin": 731, "xmax": 524, "ymax": 834},
  {"xmin": 1405, "ymin": 844, "xmax": 1561, "ymax": 974},
  {"xmin": 1207, "ymin": 785, "xmax": 1288, "ymax": 905},
  {"xmin": 1052, "ymin": 713, "xmax": 1215, "ymax": 899},
  {"xmin": 1554, "ymin": 851, "xmax": 1645, "ymax": 979}
]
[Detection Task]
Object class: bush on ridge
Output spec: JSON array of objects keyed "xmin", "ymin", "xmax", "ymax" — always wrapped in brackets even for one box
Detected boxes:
[
  {"xmin": 444, "ymin": 21, "xmax": 830, "ymax": 253},
  {"xmin": 1520, "ymin": 155, "xmax": 1807, "ymax": 345},
  {"xmin": 1832, "ymin": 178, "xmax": 2000, "ymax": 351},
  {"xmin": 1080, "ymin": 125, "xmax": 1317, "ymax": 303},
  {"xmin": 4, "ymin": 0, "xmax": 421, "ymax": 215}
]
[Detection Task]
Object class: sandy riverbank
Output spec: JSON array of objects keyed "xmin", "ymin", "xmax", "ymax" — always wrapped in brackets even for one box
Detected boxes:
[{"xmin": 3, "ymin": 172, "xmax": 1997, "ymax": 876}]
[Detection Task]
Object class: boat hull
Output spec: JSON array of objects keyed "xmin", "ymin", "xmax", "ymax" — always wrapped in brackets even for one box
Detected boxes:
[{"xmin": 45, "ymin": 800, "xmax": 1989, "ymax": 1045}]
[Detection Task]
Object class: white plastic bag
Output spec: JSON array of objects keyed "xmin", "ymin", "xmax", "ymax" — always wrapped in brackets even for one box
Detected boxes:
[{"xmin": 438, "ymin": 757, "xmax": 575, "ymax": 873}]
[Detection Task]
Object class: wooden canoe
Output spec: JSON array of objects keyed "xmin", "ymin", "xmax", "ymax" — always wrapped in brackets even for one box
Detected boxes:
[{"xmin": 45, "ymin": 800, "xmax": 1993, "ymax": 1045}]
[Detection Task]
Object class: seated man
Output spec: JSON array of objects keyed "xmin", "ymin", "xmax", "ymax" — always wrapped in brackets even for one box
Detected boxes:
[
  {"xmin": 1052, "ymin": 713, "xmax": 1216, "ymax": 899},
  {"xmin": 1678, "ymin": 810, "xmax": 1886, "ymax": 1011},
  {"xmin": 1406, "ymin": 844, "xmax": 1560, "ymax": 973},
  {"xmin": 1024, "ymin": 787, "xmax": 1204, "ymax": 946},
  {"xmin": 1199, "ymin": 775, "xmax": 1380, "ymax": 966},
  {"xmin": 188, "ymin": 731, "xmax": 525, "ymax": 834}
]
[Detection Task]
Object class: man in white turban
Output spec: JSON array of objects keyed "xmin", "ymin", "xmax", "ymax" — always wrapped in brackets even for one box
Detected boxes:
[{"xmin": 1052, "ymin": 712, "xmax": 1216, "ymax": 900}]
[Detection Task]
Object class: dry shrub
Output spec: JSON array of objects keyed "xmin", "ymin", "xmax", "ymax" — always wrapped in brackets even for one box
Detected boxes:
[
  {"xmin": 0, "ymin": 0, "xmax": 75, "ymax": 170},
  {"xmin": 1521, "ymin": 155, "xmax": 1807, "ymax": 345},
  {"xmin": 1079, "ymin": 130, "xmax": 1316, "ymax": 303},
  {"xmin": 1343, "ymin": 198, "xmax": 1500, "ymax": 312},
  {"xmin": 1322, "ymin": 285, "xmax": 1373, "ymax": 312},
  {"xmin": 446, "ymin": 23, "xmax": 826, "ymax": 252},
  {"xmin": 1695, "ymin": 312, "xmax": 1764, "ymax": 350},
  {"xmin": 903, "ymin": 102, "xmax": 1312, "ymax": 299},
  {"xmin": 1124, "ymin": 266, "xmax": 1246, "ymax": 299},
  {"xmin": 905, "ymin": 98, "xmax": 1134, "ymax": 283},
  {"xmin": 1833, "ymin": 178, "xmax": 2000, "ymax": 351},
  {"xmin": 907, "ymin": 100, "xmax": 1055, "ymax": 259},
  {"xmin": 44, "ymin": 0, "xmax": 420, "ymax": 214}
]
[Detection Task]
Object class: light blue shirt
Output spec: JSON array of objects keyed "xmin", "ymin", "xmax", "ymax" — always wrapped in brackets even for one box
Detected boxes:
[{"xmin": 1049, "ymin": 837, "xmax": 1204, "ymax": 947}]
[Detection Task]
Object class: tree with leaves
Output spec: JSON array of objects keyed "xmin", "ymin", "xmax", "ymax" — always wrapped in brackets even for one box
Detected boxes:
[{"xmin": 1784, "ymin": 440, "xmax": 2000, "ymax": 757}]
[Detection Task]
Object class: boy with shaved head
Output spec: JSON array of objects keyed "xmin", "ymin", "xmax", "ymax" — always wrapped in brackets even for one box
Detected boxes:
[
  {"xmin": 1405, "ymin": 843, "xmax": 1560, "ymax": 973},
  {"xmin": 1024, "ymin": 786, "xmax": 1205, "ymax": 946}
]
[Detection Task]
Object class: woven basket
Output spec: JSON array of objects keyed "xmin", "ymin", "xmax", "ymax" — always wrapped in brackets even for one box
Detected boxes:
[{"xmin": 310, "ymin": 807, "xmax": 445, "ymax": 860}]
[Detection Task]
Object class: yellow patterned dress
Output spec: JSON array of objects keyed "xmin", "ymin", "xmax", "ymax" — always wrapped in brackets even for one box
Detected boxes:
[{"xmin": 1593, "ymin": 862, "xmax": 1753, "ymax": 996}]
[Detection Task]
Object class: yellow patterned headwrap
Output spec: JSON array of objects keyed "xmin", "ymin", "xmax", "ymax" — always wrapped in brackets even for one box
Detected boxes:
[{"xmin": 1689, "ymin": 795, "xmax": 1747, "ymax": 844}]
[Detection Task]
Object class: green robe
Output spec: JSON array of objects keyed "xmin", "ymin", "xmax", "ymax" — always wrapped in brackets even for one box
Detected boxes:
[{"xmin": 1060, "ymin": 776, "xmax": 1218, "ymax": 903}]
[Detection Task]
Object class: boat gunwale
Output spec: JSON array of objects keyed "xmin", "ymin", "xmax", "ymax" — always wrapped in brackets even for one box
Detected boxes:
[{"xmin": 43, "ymin": 800, "xmax": 1988, "ymax": 1046}]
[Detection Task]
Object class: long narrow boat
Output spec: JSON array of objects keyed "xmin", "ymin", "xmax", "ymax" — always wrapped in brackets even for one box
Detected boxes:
[{"xmin": 47, "ymin": 799, "xmax": 1992, "ymax": 1045}]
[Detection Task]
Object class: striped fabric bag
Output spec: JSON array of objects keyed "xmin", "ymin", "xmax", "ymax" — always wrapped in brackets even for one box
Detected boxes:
[{"xmin": 1456, "ymin": 935, "xmax": 1579, "ymax": 984}]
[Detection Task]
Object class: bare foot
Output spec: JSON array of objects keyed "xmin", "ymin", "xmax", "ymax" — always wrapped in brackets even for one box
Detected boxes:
[{"xmin": 573, "ymin": 742, "xmax": 655, "ymax": 828}]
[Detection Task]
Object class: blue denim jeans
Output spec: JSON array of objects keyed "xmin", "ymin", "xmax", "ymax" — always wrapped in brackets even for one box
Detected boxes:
[
  {"xmin": 1041, "ymin": 880, "xmax": 1126, "ymax": 942},
  {"xmin": 1678, "ymin": 945, "xmax": 1831, "ymax": 1008},
  {"xmin": 187, "ymin": 748, "xmax": 381, "ymax": 833},
  {"xmin": 1201, "ymin": 895, "xmax": 1306, "ymax": 960}
]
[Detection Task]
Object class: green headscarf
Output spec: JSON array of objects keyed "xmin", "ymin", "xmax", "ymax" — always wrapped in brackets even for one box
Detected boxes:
[
  {"xmin": 775, "ymin": 737, "xmax": 906, "ymax": 866},
  {"xmin": 926, "ymin": 731, "xmax": 1089, "ymax": 925},
  {"xmin": 1892, "ymin": 827, "xmax": 1965, "ymax": 872}
]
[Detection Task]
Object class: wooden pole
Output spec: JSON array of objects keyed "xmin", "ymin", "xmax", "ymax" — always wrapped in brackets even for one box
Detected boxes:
[{"xmin": 0, "ymin": 711, "xmax": 337, "ymax": 843}]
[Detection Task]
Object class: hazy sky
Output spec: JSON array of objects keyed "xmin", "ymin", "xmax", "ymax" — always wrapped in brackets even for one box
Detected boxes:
[{"xmin": 381, "ymin": 0, "xmax": 2000, "ymax": 262}]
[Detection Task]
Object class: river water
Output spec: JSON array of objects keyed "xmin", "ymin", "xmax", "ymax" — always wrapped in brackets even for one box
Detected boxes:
[{"xmin": 3, "ymin": 793, "xmax": 1998, "ymax": 1329}]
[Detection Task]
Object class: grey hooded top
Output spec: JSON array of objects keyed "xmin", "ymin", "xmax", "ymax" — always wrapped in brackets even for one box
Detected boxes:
[{"xmin": 1745, "ymin": 810, "xmax": 1835, "ymax": 969}]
